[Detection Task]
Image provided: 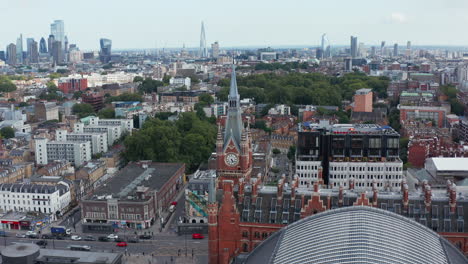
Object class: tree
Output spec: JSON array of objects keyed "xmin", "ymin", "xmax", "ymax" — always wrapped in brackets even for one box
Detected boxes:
[
  {"xmin": 19, "ymin": 102, "xmax": 29, "ymax": 107},
  {"xmin": 72, "ymin": 103, "xmax": 95, "ymax": 118},
  {"xmin": 0, "ymin": 76, "xmax": 17, "ymax": 93},
  {"xmin": 133, "ymin": 76, "xmax": 144, "ymax": 83},
  {"xmin": 272, "ymin": 148, "xmax": 281, "ymax": 155},
  {"xmin": 287, "ymin": 145, "xmax": 296, "ymax": 161},
  {"xmin": 0, "ymin": 127, "xmax": 15, "ymax": 139},
  {"xmin": 73, "ymin": 91, "xmax": 83, "ymax": 99},
  {"xmin": 105, "ymin": 93, "xmax": 143, "ymax": 103},
  {"xmin": 198, "ymin": 93, "xmax": 214, "ymax": 106},
  {"xmin": 138, "ymin": 78, "xmax": 164, "ymax": 94},
  {"xmin": 98, "ymin": 108, "xmax": 115, "ymax": 119}
]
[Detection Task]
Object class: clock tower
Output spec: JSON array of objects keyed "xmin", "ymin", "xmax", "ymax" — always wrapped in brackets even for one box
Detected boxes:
[{"xmin": 216, "ymin": 65, "xmax": 253, "ymax": 188}]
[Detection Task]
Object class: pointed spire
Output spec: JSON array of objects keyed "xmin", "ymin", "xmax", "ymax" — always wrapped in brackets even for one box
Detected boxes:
[
  {"xmin": 224, "ymin": 64, "xmax": 244, "ymax": 148},
  {"xmin": 229, "ymin": 64, "xmax": 239, "ymax": 98}
]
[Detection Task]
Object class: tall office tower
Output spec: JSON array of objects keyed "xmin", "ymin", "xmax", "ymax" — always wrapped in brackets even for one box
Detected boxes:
[
  {"xmin": 370, "ymin": 46, "xmax": 376, "ymax": 57},
  {"xmin": 64, "ymin": 36, "xmax": 69, "ymax": 54},
  {"xmin": 99, "ymin": 38, "xmax": 112, "ymax": 63},
  {"xmin": 350, "ymin": 36, "xmax": 358, "ymax": 58},
  {"xmin": 0, "ymin": 51, "xmax": 5, "ymax": 62},
  {"xmin": 211, "ymin": 41, "xmax": 220, "ymax": 58},
  {"xmin": 406, "ymin": 41, "xmax": 411, "ymax": 58},
  {"xmin": 48, "ymin": 35, "xmax": 55, "ymax": 55},
  {"xmin": 321, "ymin": 34, "xmax": 330, "ymax": 59},
  {"xmin": 52, "ymin": 41, "xmax": 63, "ymax": 64},
  {"xmin": 358, "ymin": 42, "xmax": 365, "ymax": 57},
  {"xmin": 393, "ymin": 43, "xmax": 398, "ymax": 57},
  {"xmin": 26, "ymin": 38, "xmax": 34, "ymax": 61},
  {"xmin": 380, "ymin": 41, "xmax": 386, "ymax": 55},
  {"xmin": 6, "ymin": 43, "xmax": 17, "ymax": 65},
  {"xmin": 39, "ymin": 37, "xmax": 47, "ymax": 54},
  {"xmin": 16, "ymin": 34, "xmax": 23, "ymax": 64},
  {"xmin": 28, "ymin": 39, "xmax": 39, "ymax": 64},
  {"xmin": 50, "ymin": 20, "xmax": 65, "ymax": 45},
  {"xmin": 199, "ymin": 21, "xmax": 208, "ymax": 58}
]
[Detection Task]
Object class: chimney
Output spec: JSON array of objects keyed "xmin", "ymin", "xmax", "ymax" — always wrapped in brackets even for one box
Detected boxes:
[
  {"xmin": 338, "ymin": 184, "xmax": 344, "ymax": 207},
  {"xmin": 403, "ymin": 183, "xmax": 409, "ymax": 209},
  {"xmin": 450, "ymin": 183, "xmax": 457, "ymax": 213},
  {"xmin": 313, "ymin": 181, "xmax": 319, "ymax": 193},
  {"xmin": 349, "ymin": 177, "xmax": 355, "ymax": 191},
  {"xmin": 317, "ymin": 166, "xmax": 324, "ymax": 185},
  {"xmin": 446, "ymin": 180, "xmax": 452, "ymax": 195},
  {"xmin": 372, "ymin": 182, "xmax": 378, "ymax": 207},
  {"xmin": 424, "ymin": 185, "xmax": 432, "ymax": 210},
  {"xmin": 327, "ymin": 194, "xmax": 331, "ymax": 210}
]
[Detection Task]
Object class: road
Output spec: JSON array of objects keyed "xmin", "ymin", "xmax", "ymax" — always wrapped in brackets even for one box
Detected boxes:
[{"xmin": 0, "ymin": 235, "xmax": 208, "ymax": 257}]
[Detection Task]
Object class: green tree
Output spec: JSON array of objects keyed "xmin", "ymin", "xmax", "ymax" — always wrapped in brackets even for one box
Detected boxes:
[
  {"xmin": 72, "ymin": 103, "xmax": 95, "ymax": 118},
  {"xmin": 73, "ymin": 91, "xmax": 83, "ymax": 99},
  {"xmin": 198, "ymin": 93, "xmax": 214, "ymax": 105},
  {"xmin": 287, "ymin": 145, "xmax": 296, "ymax": 161},
  {"xmin": 19, "ymin": 102, "xmax": 29, "ymax": 107},
  {"xmin": 272, "ymin": 148, "xmax": 281, "ymax": 155},
  {"xmin": 138, "ymin": 78, "xmax": 164, "ymax": 94},
  {"xmin": 133, "ymin": 76, "xmax": 144, "ymax": 83},
  {"xmin": 0, "ymin": 76, "xmax": 17, "ymax": 93},
  {"xmin": 105, "ymin": 93, "xmax": 143, "ymax": 103},
  {"xmin": 0, "ymin": 127, "xmax": 15, "ymax": 139},
  {"xmin": 98, "ymin": 108, "xmax": 116, "ymax": 119}
]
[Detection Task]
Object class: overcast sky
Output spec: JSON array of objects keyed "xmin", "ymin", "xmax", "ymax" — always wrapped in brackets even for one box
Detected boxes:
[{"xmin": 2, "ymin": 0, "xmax": 468, "ymax": 50}]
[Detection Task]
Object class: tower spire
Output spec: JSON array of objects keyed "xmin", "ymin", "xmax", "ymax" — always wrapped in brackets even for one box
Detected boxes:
[
  {"xmin": 199, "ymin": 21, "xmax": 207, "ymax": 58},
  {"xmin": 224, "ymin": 65, "xmax": 243, "ymax": 148}
]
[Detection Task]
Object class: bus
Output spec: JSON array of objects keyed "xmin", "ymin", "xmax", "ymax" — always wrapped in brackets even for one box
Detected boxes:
[{"xmin": 68, "ymin": 245, "xmax": 91, "ymax": 251}]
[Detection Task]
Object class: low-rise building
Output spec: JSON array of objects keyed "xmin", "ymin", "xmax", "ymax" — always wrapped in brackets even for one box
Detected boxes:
[
  {"xmin": 35, "ymin": 102, "xmax": 59, "ymax": 121},
  {"xmin": 81, "ymin": 162, "xmax": 184, "ymax": 232},
  {"xmin": 0, "ymin": 182, "xmax": 71, "ymax": 221}
]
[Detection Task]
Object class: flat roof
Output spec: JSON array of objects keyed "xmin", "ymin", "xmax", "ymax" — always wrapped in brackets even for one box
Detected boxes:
[{"xmin": 429, "ymin": 157, "xmax": 468, "ymax": 172}]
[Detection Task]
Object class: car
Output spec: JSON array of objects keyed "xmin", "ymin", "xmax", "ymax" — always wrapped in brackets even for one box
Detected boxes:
[
  {"xmin": 68, "ymin": 245, "xmax": 91, "ymax": 251},
  {"xmin": 71, "ymin": 235, "xmax": 82, "ymax": 241},
  {"xmin": 116, "ymin": 242, "xmax": 128, "ymax": 247},
  {"xmin": 41, "ymin": 234, "xmax": 53, "ymax": 239},
  {"xmin": 128, "ymin": 237, "xmax": 139, "ymax": 243},
  {"xmin": 107, "ymin": 234, "xmax": 118, "ymax": 240},
  {"xmin": 171, "ymin": 201, "xmax": 178, "ymax": 206},
  {"xmin": 138, "ymin": 234, "xmax": 152, "ymax": 239},
  {"xmin": 84, "ymin": 235, "xmax": 96, "ymax": 241},
  {"xmin": 16, "ymin": 233, "xmax": 26, "ymax": 238},
  {"xmin": 26, "ymin": 231, "xmax": 38, "ymax": 238},
  {"xmin": 35, "ymin": 240, "xmax": 47, "ymax": 247},
  {"xmin": 192, "ymin": 233, "xmax": 204, "ymax": 239},
  {"xmin": 98, "ymin": 236, "xmax": 109, "ymax": 242},
  {"xmin": 54, "ymin": 235, "xmax": 65, "ymax": 240}
]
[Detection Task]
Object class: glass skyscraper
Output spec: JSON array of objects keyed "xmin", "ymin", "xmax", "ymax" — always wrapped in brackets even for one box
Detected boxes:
[{"xmin": 99, "ymin": 38, "xmax": 112, "ymax": 63}]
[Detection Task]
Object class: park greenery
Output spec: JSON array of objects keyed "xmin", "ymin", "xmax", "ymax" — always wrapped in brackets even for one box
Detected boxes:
[
  {"xmin": 0, "ymin": 127, "xmax": 15, "ymax": 139},
  {"xmin": 105, "ymin": 92, "xmax": 143, "ymax": 103},
  {"xmin": 217, "ymin": 72, "xmax": 389, "ymax": 106},
  {"xmin": 254, "ymin": 62, "xmax": 311, "ymax": 71},
  {"xmin": 72, "ymin": 103, "xmax": 95, "ymax": 118},
  {"xmin": 123, "ymin": 112, "xmax": 217, "ymax": 172}
]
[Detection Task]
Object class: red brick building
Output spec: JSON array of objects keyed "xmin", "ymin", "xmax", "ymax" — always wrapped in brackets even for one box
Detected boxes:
[
  {"xmin": 58, "ymin": 78, "xmax": 88, "ymax": 94},
  {"xmin": 82, "ymin": 92, "xmax": 104, "ymax": 112}
]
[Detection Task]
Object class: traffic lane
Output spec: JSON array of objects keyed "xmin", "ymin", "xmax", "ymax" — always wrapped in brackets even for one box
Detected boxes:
[{"xmin": 0, "ymin": 236, "xmax": 207, "ymax": 254}]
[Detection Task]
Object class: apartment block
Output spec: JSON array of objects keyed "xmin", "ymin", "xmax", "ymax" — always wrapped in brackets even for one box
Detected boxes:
[
  {"xmin": 56, "ymin": 129, "xmax": 108, "ymax": 154},
  {"xmin": 73, "ymin": 123, "xmax": 121, "ymax": 146},
  {"xmin": 35, "ymin": 138, "xmax": 91, "ymax": 167},
  {"xmin": 88, "ymin": 116, "xmax": 133, "ymax": 134}
]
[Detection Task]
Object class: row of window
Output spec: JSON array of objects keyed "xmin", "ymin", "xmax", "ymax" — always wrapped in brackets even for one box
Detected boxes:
[
  {"xmin": 331, "ymin": 166, "xmax": 402, "ymax": 172},
  {"xmin": 329, "ymin": 174, "xmax": 402, "ymax": 180}
]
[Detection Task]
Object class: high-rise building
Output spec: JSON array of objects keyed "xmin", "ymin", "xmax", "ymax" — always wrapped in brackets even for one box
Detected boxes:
[
  {"xmin": 6, "ymin": 43, "xmax": 17, "ymax": 65},
  {"xmin": 16, "ymin": 34, "xmax": 23, "ymax": 64},
  {"xmin": 28, "ymin": 39, "xmax": 39, "ymax": 64},
  {"xmin": 350, "ymin": 36, "xmax": 358, "ymax": 58},
  {"xmin": 320, "ymin": 34, "xmax": 331, "ymax": 59},
  {"xmin": 370, "ymin": 46, "xmax": 376, "ymax": 57},
  {"xmin": 99, "ymin": 38, "xmax": 112, "ymax": 64},
  {"xmin": 48, "ymin": 35, "xmax": 55, "ymax": 56},
  {"xmin": 393, "ymin": 43, "xmax": 398, "ymax": 57},
  {"xmin": 0, "ymin": 51, "xmax": 5, "ymax": 62},
  {"xmin": 199, "ymin": 21, "xmax": 208, "ymax": 58},
  {"xmin": 50, "ymin": 20, "xmax": 65, "ymax": 46},
  {"xmin": 211, "ymin": 41, "xmax": 220, "ymax": 58},
  {"xmin": 406, "ymin": 41, "xmax": 411, "ymax": 58},
  {"xmin": 39, "ymin": 37, "xmax": 47, "ymax": 54},
  {"xmin": 64, "ymin": 36, "xmax": 69, "ymax": 54},
  {"xmin": 52, "ymin": 40, "xmax": 63, "ymax": 64},
  {"xmin": 380, "ymin": 41, "xmax": 386, "ymax": 55}
]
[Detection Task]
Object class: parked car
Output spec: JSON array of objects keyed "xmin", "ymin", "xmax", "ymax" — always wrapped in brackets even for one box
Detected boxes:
[
  {"xmin": 107, "ymin": 234, "xmax": 118, "ymax": 240},
  {"xmin": 116, "ymin": 242, "xmax": 128, "ymax": 247},
  {"xmin": 138, "ymin": 234, "xmax": 152, "ymax": 240},
  {"xmin": 41, "ymin": 234, "xmax": 53, "ymax": 239},
  {"xmin": 15, "ymin": 233, "xmax": 26, "ymax": 238},
  {"xmin": 192, "ymin": 233, "xmax": 204, "ymax": 239},
  {"xmin": 35, "ymin": 240, "xmax": 47, "ymax": 248},
  {"xmin": 98, "ymin": 236, "xmax": 109, "ymax": 242},
  {"xmin": 71, "ymin": 235, "xmax": 82, "ymax": 241},
  {"xmin": 128, "ymin": 237, "xmax": 139, "ymax": 243},
  {"xmin": 26, "ymin": 231, "xmax": 38, "ymax": 238},
  {"xmin": 84, "ymin": 235, "xmax": 96, "ymax": 241},
  {"xmin": 171, "ymin": 201, "xmax": 178, "ymax": 206}
]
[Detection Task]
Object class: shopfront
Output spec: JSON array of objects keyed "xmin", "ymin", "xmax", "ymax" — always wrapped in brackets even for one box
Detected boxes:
[{"xmin": 1, "ymin": 220, "xmax": 19, "ymax": 230}]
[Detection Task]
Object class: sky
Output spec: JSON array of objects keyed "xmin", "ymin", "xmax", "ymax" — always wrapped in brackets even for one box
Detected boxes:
[{"xmin": 1, "ymin": 0, "xmax": 468, "ymax": 50}]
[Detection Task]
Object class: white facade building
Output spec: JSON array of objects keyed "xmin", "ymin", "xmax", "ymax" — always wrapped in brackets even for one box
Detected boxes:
[
  {"xmin": 0, "ymin": 182, "xmax": 71, "ymax": 219},
  {"xmin": 88, "ymin": 117, "xmax": 133, "ymax": 134},
  {"xmin": 74, "ymin": 123, "xmax": 122, "ymax": 146},
  {"xmin": 169, "ymin": 77, "xmax": 191, "ymax": 90},
  {"xmin": 56, "ymin": 129, "xmax": 108, "ymax": 155},
  {"xmin": 35, "ymin": 138, "xmax": 91, "ymax": 166}
]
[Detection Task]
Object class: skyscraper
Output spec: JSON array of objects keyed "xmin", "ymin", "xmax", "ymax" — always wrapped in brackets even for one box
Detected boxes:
[
  {"xmin": 350, "ymin": 36, "xmax": 358, "ymax": 58},
  {"xmin": 50, "ymin": 20, "xmax": 65, "ymax": 45},
  {"xmin": 199, "ymin": 21, "xmax": 207, "ymax": 58},
  {"xmin": 52, "ymin": 41, "xmax": 63, "ymax": 65},
  {"xmin": 16, "ymin": 34, "xmax": 23, "ymax": 64},
  {"xmin": 6, "ymin": 43, "xmax": 17, "ymax": 65},
  {"xmin": 406, "ymin": 41, "xmax": 411, "ymax": 58},
  {"xmin": 28, "ymin": 40, "xmax": 39, "ymax": 64},
  {"xmin": 39, "ymin": 37, "xmax": 47, "ymax": 54},
  {"xmin": 211, "ymin": 41, "xmax": 220, "ymax": 58},
  {"xmin": 393, "ymin": 43, "xmax": 398, "ymax": 57},
  {"xmin": 48, "ymin": 35, "xmax": 55, "ymax": 56},
  {"xmin": 321, "ymin": 34, "xmax": 330, "ymax": 59},
  {"xmin": 26, "ymin": 38, "xmax": 34, "ymax": 61},
  {"xmin": 0, "ymin": 51, "xmax": 5, "ymax": 62},
  {"xmin": 64, "ymin": 36, "xmax": 69, "ymax": 54},
  {"xmin": 380, "ymin": 41, "xmax": 386, "ymax": 55},
  {"xmin": 99, "ymin": 38, "xmax": 112, "ymax": 64}
]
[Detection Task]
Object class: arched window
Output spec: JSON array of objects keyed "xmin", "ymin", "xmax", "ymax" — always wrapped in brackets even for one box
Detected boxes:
[
  {"xmin": 242, "ymin": 231, "xmax": 249, "ymax": 238},
  {"xmin": 242, "ymin": 243, "xmax": 248, "ymax": 252},
  {"xmin": 199, "ymin": 219, "xmax": 204, "ymax": 223},
  {"xmin": 262, "ymin": 233, "xmax": 268, "ymax": 239},
  {"xmin": 254, "ymin": 232, "xmax": 260, "ymax": 238},
  {"xmin": 192, "ymin": 219, "xmax": 196, "ymax": 223}
]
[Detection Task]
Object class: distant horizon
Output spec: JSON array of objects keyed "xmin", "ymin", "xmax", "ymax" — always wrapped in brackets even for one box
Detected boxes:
[{"xmin": 3, "ymin": 0, "xmax": 468, "ymax": 50}]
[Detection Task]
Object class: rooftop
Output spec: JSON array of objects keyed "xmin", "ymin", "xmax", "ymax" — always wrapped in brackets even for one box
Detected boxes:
[{"xmin": 428, "ymin": 157, "xmax": 468, "ymax": 172}]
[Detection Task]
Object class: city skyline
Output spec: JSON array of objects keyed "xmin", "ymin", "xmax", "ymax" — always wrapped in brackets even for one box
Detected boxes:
[{"xmin": 2, "ymin": 0, "xmax": 468, "ymax": 50}]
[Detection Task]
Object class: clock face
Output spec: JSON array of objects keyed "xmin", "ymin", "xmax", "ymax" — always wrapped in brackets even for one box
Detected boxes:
[{"xmin": 225, "ymin": 153, "xmax": 239, "ymax": 167}]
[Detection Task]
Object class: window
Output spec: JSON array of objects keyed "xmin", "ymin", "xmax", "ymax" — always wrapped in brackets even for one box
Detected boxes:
[
  {"xmin": 242, "ymin": 231, "xmax": 248, "ymax": 238},
  {"xmin": 254, "ymin": 232, "xmax": 260, "ymax": 238}
]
